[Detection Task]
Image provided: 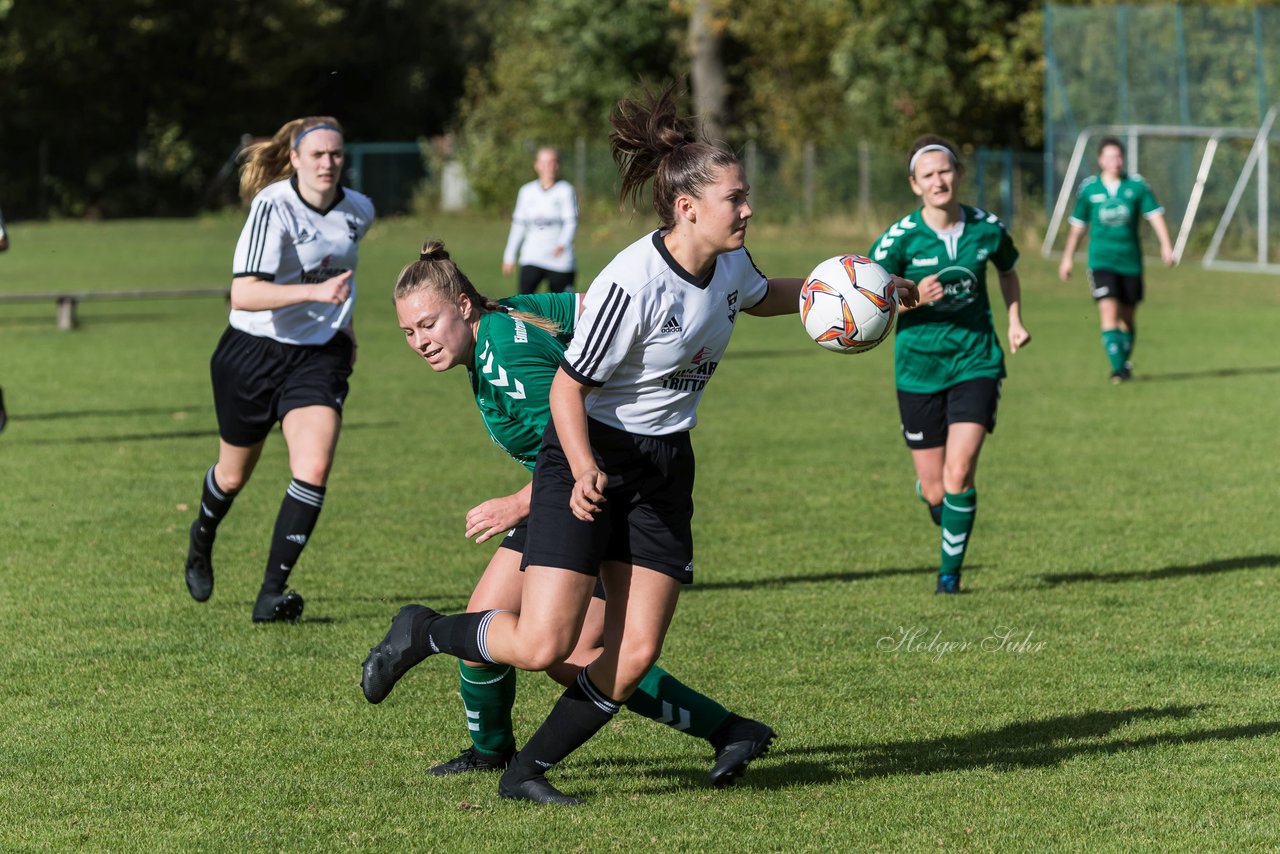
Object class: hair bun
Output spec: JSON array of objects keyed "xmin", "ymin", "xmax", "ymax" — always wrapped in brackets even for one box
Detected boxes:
[{"xmin": 419, "ymin": 239, "xmax": 449, "ymax": 262}]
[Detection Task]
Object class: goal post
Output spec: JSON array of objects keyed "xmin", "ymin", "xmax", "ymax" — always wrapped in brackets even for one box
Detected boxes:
[{"xmin": 1041, "ymin": 122, "xmax": 1264, "ymax": 267}]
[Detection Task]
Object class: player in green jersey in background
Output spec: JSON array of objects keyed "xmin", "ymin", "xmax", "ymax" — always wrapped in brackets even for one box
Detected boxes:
[
  {"xmin": 871, "ymin": 136, "xmax": 1031, "ymax": 594},
  {"xmin": 1058, "ymin": 137, "xmax": 1174, "ymax": 383},
  {"xmin": 370, "ymin": 238, "xmax": 774, "ymax": 785}
]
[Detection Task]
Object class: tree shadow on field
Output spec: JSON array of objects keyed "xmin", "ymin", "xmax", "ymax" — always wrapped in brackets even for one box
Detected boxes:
[
  {"xmin": 589, "ymin": 705, "xmax": 1280, "ymax": 795},
  {"xmin": 10, "ymin": 404, "xmax": 210, "ymax": 421},
  {"xmin": 1134, "ymin": 364, "xmax": 1280, "ymax": 383},
  {"xmin": 687, "ymin": 565, "xmax": 939, "ymax": 593},
  {"xmin": 11, "ymin": 419, "xmax": 401, "ymax": 446},
  {"xmin": 1038, "ymin": 553, "xmax": 1280, "ymax": 586}
]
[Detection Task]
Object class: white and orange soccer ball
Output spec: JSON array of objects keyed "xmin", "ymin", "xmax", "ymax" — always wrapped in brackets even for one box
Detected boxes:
[{"xmin": 798, "ymin": 255, "xmax": 898, "ymax": 353}]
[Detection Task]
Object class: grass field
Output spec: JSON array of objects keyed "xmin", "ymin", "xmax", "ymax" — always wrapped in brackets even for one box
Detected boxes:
[{"xmin": 2, "ymin": 212, "xmax": 1279, "ymax": 851}]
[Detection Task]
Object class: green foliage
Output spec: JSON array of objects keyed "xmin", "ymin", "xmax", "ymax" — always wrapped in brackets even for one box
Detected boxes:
[
  {"xmin": 2, "ymin": 216, "xmax": 1280, "ymax": 848},
  {"xmin": 455, "ymin": 0, "xmax": 679, "ymax": 210},
  {"xmin": 0, "ymin": 0, "xmax": 497, "ymax": 217}
]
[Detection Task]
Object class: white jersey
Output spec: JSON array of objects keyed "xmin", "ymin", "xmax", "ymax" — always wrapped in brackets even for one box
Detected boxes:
[
  {"xmin": 230, "ymin": 177, "xmax": 376, "ymax": 346},
  {"xmin": 562, "ymin": 230, "xmax": 769, "ymax": 436},
  {"xmin": 502, "ymin": 179, "xmax": 577, "ymax": 273}
]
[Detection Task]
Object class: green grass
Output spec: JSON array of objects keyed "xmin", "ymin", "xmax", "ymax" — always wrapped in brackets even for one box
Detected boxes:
[{"xmin": 2, "ymin": 213, "xmax": 1279, "ymax": 851}]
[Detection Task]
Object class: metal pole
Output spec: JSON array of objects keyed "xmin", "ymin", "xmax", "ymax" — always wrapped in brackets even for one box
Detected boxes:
[
  {"xmin": 802, "ymin": 141, "xmax": 815, "ymax": 221},
  {"xmin": 1174, "ymin": 136, "xmax": 1219, "ymax": 263},
  {"xmin": 1205, "ymin": 106, "xmax": 1277, "ymax": 266},
  {"xmin": 1041, "ymin": 129, "xmax": 1093, "ymax": 257}
]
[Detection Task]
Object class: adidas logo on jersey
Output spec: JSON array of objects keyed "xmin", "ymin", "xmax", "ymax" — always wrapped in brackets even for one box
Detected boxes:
[{"xmin": 660, "ymin": 315, "xmax": 682, "ymax": 333}]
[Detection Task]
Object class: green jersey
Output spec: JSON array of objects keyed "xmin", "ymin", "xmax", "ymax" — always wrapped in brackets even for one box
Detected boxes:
[
  {"xmin": 468, "ymin": 293, "xmax": 576, "ymax": 471},
  {"xmin": 1069, "ymin": 174, "xmax": 1163, "ymax": 276},
  {"xmin": 871, "ymin": 205, "xmax": 1019, "ymax": 394}
]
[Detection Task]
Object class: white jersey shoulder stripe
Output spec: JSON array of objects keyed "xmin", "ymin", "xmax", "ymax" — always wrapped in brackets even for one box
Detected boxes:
[
  {"xmin": 244, "ymin": 201, "xmax": 274, "ymax": 278},
  {"xmin": 572, "ymin": 282, "xmax": 631, "ymax": 381}
]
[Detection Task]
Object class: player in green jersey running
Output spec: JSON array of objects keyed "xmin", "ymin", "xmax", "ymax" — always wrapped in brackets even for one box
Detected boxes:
[
  {"xmin": 372, "ymin": 238, "xmax": 775, "ymax": 785},
  {"xmin": 871, "ymin": 135, "xmax": 1031, "ymax": 595},
  {"xmin": 1058, "ymin": 137, "xmax": 1174, "ymax": 383}
]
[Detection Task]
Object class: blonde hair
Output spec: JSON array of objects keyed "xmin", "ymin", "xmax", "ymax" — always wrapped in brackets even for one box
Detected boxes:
[
  {"xmin": 239, "ymin": 116, "xmax": 344, "ymax": 202},
  {"xmin": 394, "ymin": 239, "xmax": 562, "ymax": 336},
  {"xmin": 610, "ymin": 80, "xmax": 739, "ymax": 230}
]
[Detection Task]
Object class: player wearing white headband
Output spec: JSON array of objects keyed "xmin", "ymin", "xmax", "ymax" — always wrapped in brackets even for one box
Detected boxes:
[
  {"xmin": 182, "ymin": 116, "xmax": 375, "ymax": 622},
  {"xmin": 870, "ymin": 134, "xmax": 1030, "ymax": 595}
]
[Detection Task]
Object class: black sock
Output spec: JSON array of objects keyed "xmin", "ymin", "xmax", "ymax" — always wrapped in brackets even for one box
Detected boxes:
[
  {"xmin": 425, "ymin": 610, "xmax": 503, "ymax": 663},
  {"xmin": 261, "ymin": 479, "xmax": 325, "ymax": 594},
  {"xmin": 506, "ymin": 670, "xmax": 620, "ymax": 782},
  {"xmin": 193, "ymin": 465, "xmax": 238, "ymax": 549},
  {"xmin": 928, "ymin": 503, "xmax": 943, "ymax": 527}
]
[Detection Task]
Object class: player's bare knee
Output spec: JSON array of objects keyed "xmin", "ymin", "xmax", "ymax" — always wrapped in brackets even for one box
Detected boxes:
[{"xmin": 516, "ymin": 637, "xmax": 576, "ymax": 672}]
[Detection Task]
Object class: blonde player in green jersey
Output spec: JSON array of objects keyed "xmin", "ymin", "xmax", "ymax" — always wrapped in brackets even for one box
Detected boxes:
[
  {"xmin": 871, "ymin": 135, "xmax": 1030, "ymax": 594},
  {"xmin": 1058, "ymin": 137, "xmax": 1174, "ymax": 383},
  {"xmin": 367, "ymin": 238, "xmax": 775, "ymax": 786}
]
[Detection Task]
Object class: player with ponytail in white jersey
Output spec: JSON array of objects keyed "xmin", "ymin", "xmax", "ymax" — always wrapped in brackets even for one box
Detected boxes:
[
  {"xmin": 183, "ymin": 116, "xmax": 375, "ymax": 623},
  {"xmin": 363, "ymin": 82, "xmax": 916, "ymax": 805}
]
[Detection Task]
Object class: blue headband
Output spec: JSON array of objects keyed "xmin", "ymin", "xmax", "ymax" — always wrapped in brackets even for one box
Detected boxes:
[{"xmin": 293, "ymin": 123, "xmax": 342, "ymax": 150}]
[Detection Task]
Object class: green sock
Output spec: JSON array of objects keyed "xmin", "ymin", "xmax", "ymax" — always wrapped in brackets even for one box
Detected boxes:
[
  {"xmin": 940, "ymin": 488, "xmax": 977, "ymax": 577},
  {"xmin": 624, "ymin": 664, "xmax": 732, "ymax": 740},
  {"xmin": 1101, "ymin": 330, "xmax": 1126, "ymax": 373},
  {"xmin": 458, "ymin": 661, "xmax": 516, "ymax": 757},
  {"xmin": 1118, "ymin": 329, "xmax": 1134, "ymax": 364}
]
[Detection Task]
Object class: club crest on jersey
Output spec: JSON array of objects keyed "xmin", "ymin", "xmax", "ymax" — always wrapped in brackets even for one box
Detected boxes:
[
  {"xmin": 346, "ymin": 215, "xmax": 359, "ymax": 241},
  {"xmin": 726, "ymin": 290, "xmax": 739, "ymax": 324}
]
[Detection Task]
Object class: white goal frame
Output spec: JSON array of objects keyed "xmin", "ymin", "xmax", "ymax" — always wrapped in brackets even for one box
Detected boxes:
[{"xmin": 1041, "ymin": 110, "xmax": 1278, "ymax": 272}]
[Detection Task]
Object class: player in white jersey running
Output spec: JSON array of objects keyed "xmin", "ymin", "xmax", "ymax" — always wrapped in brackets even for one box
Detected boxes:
[
  {"xmin": 363, "ymin": 82, "xmax": 917, "ymax": 804},
  {"xmin": 502, "ymin": 147, "xmax": 578, "ymax": 294},
  {"xmin": 182, "ymin": 116, "xmax": 375, "ymax": 623}
]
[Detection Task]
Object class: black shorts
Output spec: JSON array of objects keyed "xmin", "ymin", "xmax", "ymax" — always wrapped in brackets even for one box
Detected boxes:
[
  {"xmin": 210, "ymin": 326, "xmax": 353, "ymax": 447},
  {"xmin": 522, "ymin": 418, "xmax": 695, "ymax": 583},
  {"xmin": 499, "ymin": 522, "xmax": 605, "ymax": 599},
  {"xmin": 897, "ymin": 377, "xmax": 1001, "ymax": 450},
  {"xmin": 518, "ymin": 265, "xmax": 576, "ymax": 295},
  {"xmin": 1088, "ymin": 269, "xmax": 1144, "ymax": 305}
]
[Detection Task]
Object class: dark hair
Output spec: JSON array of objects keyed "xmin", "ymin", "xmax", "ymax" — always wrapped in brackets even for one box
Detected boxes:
[
  {"xmin": 1097, "ymin": 136, "xmax": 1125, "ymax": 157},
  {"xmin": 907, "ymin": 134, "xmax": 962, "ymax": 177},
  {"xmin": 393, "ymin": 239, "xmax": 560, "ymax": 335},
  {"xmin": 609, "ymin": 81, "xmax": 739, "ymax": 229}
]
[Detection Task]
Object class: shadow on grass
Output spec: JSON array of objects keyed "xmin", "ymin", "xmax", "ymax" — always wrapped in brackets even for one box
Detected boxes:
[
  {"xmin": 9, "ymin": 404, "xmax": 210, "ymax": 421},
  {"xmin": 1135, "ymin": 364, "xmax": 1280, "ymax": 383},
  {"xmin": 687, "ymin": 565, "xmax": 943, "ymax": 592},
  {"xmin": 1038, "ymin": 553, "xmax": 1280, "ymax": 586},
  {"xmin": 584, "ymin": 705, "xmax": 1280, "ymax": 794},
  {"xmin": 12, "ymin": 419, "xmax": 402, "ymax": 445}
]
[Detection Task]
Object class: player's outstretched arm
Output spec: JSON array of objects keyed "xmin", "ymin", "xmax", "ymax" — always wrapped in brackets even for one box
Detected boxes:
[
  {"xmin": 746, "ymin": 278, "xmax": 805, "ymax": 316},
  {"xmin": 465, "ymin": 481, "xmax": 533, "ymax": 544},
  {"xmin": 1148, "ymin": 212, "xmax": 1176, "ymax": 266},
  {"xmin": 1059, "ymin": 224, "xmax": 1085, "ymax": 281},
  {"xmin": 998, "ymin": 269, "xmax": 1030, "ymax": 353},
  {"xmin": 548, "ymin": 369, "xmax": 607, "ymax": 521},
  {"xmin": 230, "ymin": 271, "xmax": 352, "ymax": 311}
]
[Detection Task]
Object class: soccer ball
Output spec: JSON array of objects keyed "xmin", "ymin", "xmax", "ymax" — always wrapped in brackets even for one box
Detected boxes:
[{"xmin": 798, "ymin": 255, "xmax": 898, "ymax": 353}]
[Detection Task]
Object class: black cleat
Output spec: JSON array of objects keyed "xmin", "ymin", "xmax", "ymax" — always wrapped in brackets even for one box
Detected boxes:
[
  {"xmin": 252, "ymin": 589, "xmax": 304, "ymax": 623},
  {"xmin": 184, "ymin": 519, "xmax": 214, "ymax": 602},
  {"xmin": 498, "ymin": 767, "xmax": 584, "ymax": 806},
  {"xmin": 361, "ymin": 604, "xmax": 439, "ymax": 704},
  {"xmin": 935, "ymin": 573, "xmax": 962, "ymax": 594},
  {"xmin": 708, "ymin": 715, "xmax": 776, "ymax": 787},
  {"xmin": 428, "ymin": 746, "xmax": 514, "ymax": 777}
]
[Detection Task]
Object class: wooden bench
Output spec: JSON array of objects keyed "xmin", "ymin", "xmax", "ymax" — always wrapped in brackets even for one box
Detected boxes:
[{"xmin": 0, "ymin": 288, "xmax": 231, "ymax": 330}]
